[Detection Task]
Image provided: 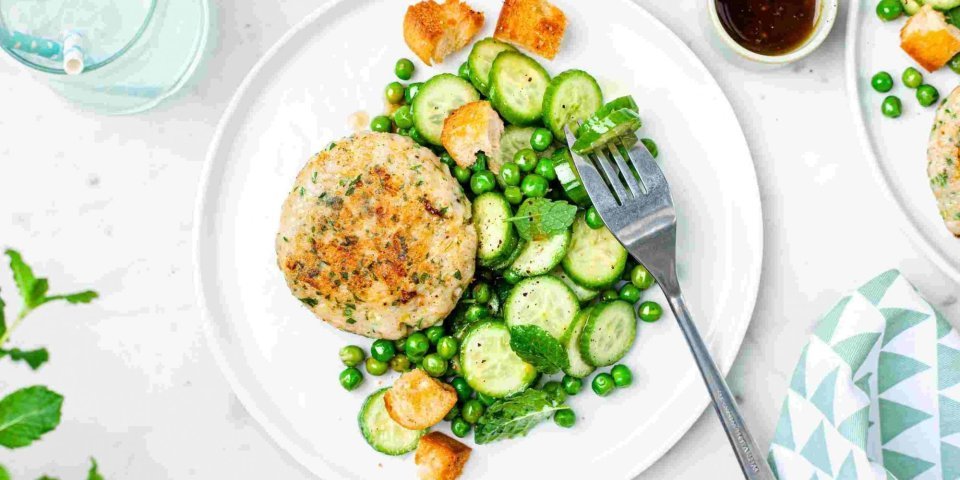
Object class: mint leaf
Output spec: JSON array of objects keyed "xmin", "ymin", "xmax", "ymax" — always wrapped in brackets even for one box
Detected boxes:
[
  {"xmin": 0, "ymin": 386, "xmax": 63, "ymax": 449},
  {"xmin": 0, "ymin": 464, "xmax": 9, "ymax": 480},
  {"xmin": 508, "ymin": 325, "xmax": 568, "ymax": 374},
  {"xmin": 87, "ymin": 458, "xmax": 104, "ymax": 480},
  {"xmin": 0, "ymin": 348, "xmax": 49, "ymax": 370},
  {"xmin": 510, "ymin": 199, "xmax": 577, "ymax": 241},
  {"xmin": 474, "ymin": 389, "xmax": 566, "ymax": 444},
  {"xmin": 42, "ymin": 290, "xmax": 98, "ymax": 306},
  {"xmin": 4, "ymin": 250, "xmax": 99, "ymax": 313},
  {"xmin": 0, "ymin": 288, "xmax": 6, "ymax": 339}
]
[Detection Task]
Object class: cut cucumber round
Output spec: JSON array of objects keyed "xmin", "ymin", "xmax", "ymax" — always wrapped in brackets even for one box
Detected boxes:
[
  {"xmin": 927, "ymin": 0, "xmax": 960, "ymax": 10},
  {"xmin": 561, "ymin": 214, "xmax": 627, "ymax": 289},
  {"xmin": 551, "ymin": 267, "xmax": 598, "ymax": 303},
  {"xmin": 504, "ymin": 275, "xmax": 580, "ymax": 339},
  {"xmin": 490, "ymin": 239, "xmax": 525, "ymax": 271},
  {"xmin": 543, "ymin": 70, "xmax": 603, "ymax": 138},
  {"xmin": 561, "ymin": 307, "xmax": 596, "ymax": 378},
  {"xmin": 488, "ymin": 51, "xmax": 551, "ymax": 126},
  {"xmin": 577, "ymin": 95, "xmax": 639, "ymax": 139},
  {"xmin": 552, "ymin": 148, "xmax": 590, "ymax": 206},
  {"xmin": 572, "ymin": 108, "xmax": 643, "ymax": 155},
  {"xmin": 491, "ymin": 125, "xmax": 536, "ymax": 174},
  {"xmin": 460, "ymin": 321, "xmax": 537, "ymax": 398},
  {"xmin": 468, "ymin": 38, "xmax": 518, "ymax": 96},
  {"xmin": 411, "ymin": 74, "xmax": 480, "ymax": 145},
  {"xmin": 474, "ymin": 192, "xmax": 519, "ymax": 267},
  {"xmin": 507, "ymin": 230, "xmax": 570, "ymax": 278},
  {"xmin": 579, "ymin": 300, "xmax": 637, "ymax": 367},
  {"xmin": 358, "ymin": 388, "xmax": 426, "ymax": 455}
]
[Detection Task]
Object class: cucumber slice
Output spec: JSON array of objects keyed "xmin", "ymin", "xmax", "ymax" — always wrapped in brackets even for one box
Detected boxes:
[
  {"xmin": 552, "ymin": 148, "xmax": 591, "ymax": 206},
  {"xmin": 490, "ymin": 239, "xmax": 525, "ymax": 271},
  {"xmin": 579, "ymin": 300, "xmax": 637, "ymax": 367},
  {"xmin": 488, "ymin": 51, "xmax": 551, "ymax": 126},
  {"xmin": 572, "ymin": 108, "xmax": 643, "ymax": 155},
  {"xmin": 927, "ymin": 0, "xmax": 960, "ymax": 10},
  {"xmin": 543, "ymin": 70, "xmax": 603, "ymax": 138},
  {"xmin": 468, "ymin": 38, "xmax": 518, "ymax": 96},
  {"xmin": 561, "ymin": 307, "xmax": 596, "ymax": 378},
  {"xmin": 903, "ymin": 0, "xmax": 923, "ymax": 15},
  {"xmin": 561, "ymin": 214, "xmax": 628, "ymax": 289},
  {"xmin": 577, "ymin": 96, "xmax": 639, "ymax": 138},
  {"xmin": 551, "ymin": 267, "xmax": 598, "ymax": 303},
  {"xmin": 474, "ymin": 192, "xmax": 519, "ymax": 267},
  {"xmin": 491, "ymin": 125, "xmax": 536, "ymax": 174},
  {"xmin": 507, "ymin": 230, "xmax": 570, "ymax": 277},
  {"xmin": 460, "ymin": 321, "xmax": 537, "ymax": 398},
  {"xmin": 504, "ymin": 275, "xmax": 580, "ymax": 339},
  {"xmin": 412, "ymin": 74, "xmax": 480, "ymax": 145},
  {"xmin": 358, "ymin": 388, "xmax": 426, "ymax": 455}
]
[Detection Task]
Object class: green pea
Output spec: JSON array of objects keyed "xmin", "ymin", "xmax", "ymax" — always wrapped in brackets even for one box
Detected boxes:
[
  {"xmin": 394, "ymin": 338, "xmax": 406, "ymax": 352},
  {"xmin": 465, "ymin": 304, "xmax": 489, "ymax": 322},
  {"xmin": 561, "ymin": 375, "xmax": 583, "ymax": 395},
  {"xmin": 542, "ymin": 381, "xmax": 567, "ymax": 403},
  {"xmin": 339, "ymin": 367, "xmax": 363, "ymax": 391},
  {"xmin": 339, "ymin": 345, "xmax": 365, "ymax": 367},
  {"xmin": 405, "ymin": 332, "xmax": 430, "ymax": 358},
  {"xmin": 477, "ymin": 392, "xmax": 497, "ymax": 406},
  {"xmin": 902, "ymin": 67, "xmax": 922, "ymax": 89},
  {"xmin": 592, "ymin": 373, "xmax": 615, "ymax": 396},
  {"xmin": 385, "ymin": 82, "xmax": 405, "ymax": 104},
  {"xmin": 871, "ymin": 71, "xmax": 894, "ymax": 93},
  {"xmin": 554, "ymin": 409, "xmax": 576, "ymax": 428},
  {"xmin": 641, "ymin": 138, "xmax": 659, "ymax": 158},
  {"xmin": 395, "ymin": 58, "xmax": 415, "ymax": 80},
  {"xmin": 451, "ymin": 417, "xmax": 471, "ymax": 437},
  {"xmin": 520, "ymin": 174, "xmax": 549, "ymax": 198},
  {"xmin": 535, "ymin": 157, "xmax": 557, "ymax": 181},
  {"xmin": 393, "ymin": 105, "xmax": 414, "ymax": 129},
  {"xmin": 599, "ymin": 289, "xmax": 619, "ymax": 302},
  {"xmin": 472, "ymin": 282, "xmax": 492, "ymax": 303},
  {"xmin": 514, "ymin": 148, "xmax": 539, "ymax": 172},
  {"xmin": 405, "ymin": 82, "xmax": 422, "ymax": 103},
  {"xmin": 453, "ymin": 165, "xmax": 472, "ymax": 183},
  {"xmin": 370, "ymin": 115, "xmax": 392, "ymax": 133},
  {"xmin": 371, "ymin": 339, "xmax": 397, "ymax": 362},
  {"xmin": 881, "ymin": 96, "xmax": 902, "ymax": 118},
  {"xmin": 619, "ymin": 283, "xmax": 642, "ymax": 303},
  {"xmin": 444, "ymin": 404, "xmax": 461, "ymax": 421},
  {"xmin": 390, "ymin": 354, "xmax": 412, "ymax": 372},
  {"xmin": 410, "ymin": 128, "xmax": 427, "ymax": 145},
  {"xmin": 451, "ymin": 376, "xmax": 474, "ymax": 401},
  {"xmin": 461, "ymin": 399, "xmax": 485, "ymax": 424},
  {"xmin": 630, "ymin": 264, "xmax": 656, "ymax": 290},
  {"xmin": 504, "ymin": 186, "xmax": 523, "ymax": 205},
  {"xmin": 530, "ymin": 127, "xmax": 553, "ymax": 151},
  {"xmin": 426, "ymin": 325, "xmax": 445, "ymax": 345},
  {"xmin": 365, "ymin": 357, "xmax": 389, "ymax": 376},
  {"xmin": 638, "ymin": 301, "xmax": 663, "ymax": 322},
  {"xmin": 611, "ymin": 364, "xmax": 633, "ymax": 388},
  {"xmin": 917, "ymin": 84, "xmax": 939, "ymax": 107},
  {"xmin": 470, "ymin": 170, "xmax": 496, "ymax": 195},
  {"xmin": 437, "ymin": 336, "xmax": 459, "ymax": 360},
  {"xmin": 458, "ymin": 61, "xmax": 471, "ymax": 80},
  {"xmin": 950, "ymin": 54, "xmax": 960, "ymax": 75},
  {"xmin": 503, "ymin": 269, "xmax": 522, "ymax": 284},
  {"xmin": 422, "ymin": 353, "xmax": 448, "ymax": 377},
  {"xmin": 585, "ymin": 206, "xmax": 604, "ymax": 229},
  {"xmin": 499, "ymin": 162, "xmax": 522, "ymax": 187},
  {"xmin": 876, "ymin": 0, "xmax": 903, "ymax": 21}
]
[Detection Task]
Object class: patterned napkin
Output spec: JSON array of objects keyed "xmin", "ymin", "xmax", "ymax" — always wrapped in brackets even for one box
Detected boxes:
[{"xmin": 767, "ymin": 270, "xmax": 960, "ymax": 480}]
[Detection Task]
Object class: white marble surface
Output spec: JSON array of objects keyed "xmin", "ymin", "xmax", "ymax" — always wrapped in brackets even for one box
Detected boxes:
[{"xmin": 0, "ymin": 0, "xmax": 958, "ymax": 478}]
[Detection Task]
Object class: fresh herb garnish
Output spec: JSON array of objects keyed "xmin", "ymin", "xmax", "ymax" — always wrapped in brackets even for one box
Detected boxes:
[
  {"xmin": 508, "ymin": 325, "xmax": 569, "ymax": 374},
  {"xmin": 509, "ymin": 198, "xmax": 578, "ymax": 241},
  {"xmin": 0, "ymin": 385, "xmax": 63, "ymax": 448},
  {"xmin": 474, "ymin": 389, "xmax": 568, "ymax": 444}
]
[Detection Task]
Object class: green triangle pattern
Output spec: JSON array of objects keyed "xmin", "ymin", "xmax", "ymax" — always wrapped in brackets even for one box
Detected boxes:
[
  {"xmin": 939, "ymin": 344, "xmax": 960, "ymax": 390},
  {"xmin": 791, "ymin": 345, "xmax": 808, "ymax": 397},
  {"xmin": 937, "ymin": 310, "xmax": 952, "ymax": 340},
  {"xmin": 855, "ymin": 373, "xmax": 872, "ymax": 397},
  {"xmin": 878, "ymin": 352, "xmax": 930, "ymax": 394},
  {"xmin": 810, "ymin": 368, "xmax": 838, "ymax": 424},
  {"xmin": 836, "ymin": 452, "xmax": 858, "ymax": 480},
  {"xmin": 879, "ymin": 398, "xmax": 933, "ymax": 444},
  {"xmin": 880, "ymin": 308, "xmax": 929, "ymax": 347},
  {"xmin": 941, "ymin": 441, "xmax": 960, "ymax": 480},
  {"xmin": 882, "ymin": 449, "xmax": 935, "ymax": 480},
  {"xmin": 833, "ymin": 332, "xmax": 881, "ymax": 376},
  {"xmin": 800, "ymin": 423, "xmax": 833, "ymax": 475},
  {"xmin": 858, "ymin": 270, "xmax": 899, "ymax": 305},
  {"xmin": 816, "ymin": 297, "xmax": 850, "ymax": 344},
  {"xmin": 772, "ymin": 397, "xmax": 796, "ymax": 450},
  {"xmin": 940, "ymin": 395, "xmax": 960, "ymax": 438},
  {"xmin": 838, "ymin": 406, "xmax": 870, "ymax": 449}
]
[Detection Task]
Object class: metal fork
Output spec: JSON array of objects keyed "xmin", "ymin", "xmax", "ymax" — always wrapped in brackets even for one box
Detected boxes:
[{"xmin": 564, "ymin": 127, "xmax": 773, "ymax": 480}]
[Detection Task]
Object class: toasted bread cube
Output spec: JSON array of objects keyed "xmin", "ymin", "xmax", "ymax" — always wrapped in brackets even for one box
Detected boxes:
[
  {"xmin": 900, "ymin": 5, "xmax": 960, "ymax": 72},
  {"xmin": 384, "ymin": 369, "xmax": 458, "ymax": 430},
  {"xmin": 441, "ymin": 100, "xmax": 505, "ymax": 170},
  {"xmin": 404, "ymin": 0, "xmax": 485, "ymax": 66},
  {"xmin": 415, "ymin": 432, "xmax": 472, "ymax": 480},
  {"xmin": 494, "ymin": 0, "xmax": 567, "ymax": 60}
]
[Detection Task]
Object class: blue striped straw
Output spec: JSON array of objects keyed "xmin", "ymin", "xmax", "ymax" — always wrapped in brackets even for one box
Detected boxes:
[{"xmin": 0, "ymin": 27, "xmax": 62, "ymax": 60}]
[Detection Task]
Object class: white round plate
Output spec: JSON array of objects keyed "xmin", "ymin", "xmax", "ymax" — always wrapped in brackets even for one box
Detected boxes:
[
  {"xmin": 194, "ymin": 1, "xmax": 762, "ymax": 478},
  {"xmin": 847, "ymin": 0, "xmax": 960, "ymax": 283}
]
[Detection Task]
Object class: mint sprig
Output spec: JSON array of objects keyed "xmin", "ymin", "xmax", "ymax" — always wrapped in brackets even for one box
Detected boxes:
[
  {"xmin": 509, "ymin": 198, "xmax": 578, "ymax": 241},
  {"xmin": 0, "ymin": 385, "xmax": 63, "ymax": 449},
  {"xmin": 508, "ymin": 325, "xmax": 569, "ymax": 374}
]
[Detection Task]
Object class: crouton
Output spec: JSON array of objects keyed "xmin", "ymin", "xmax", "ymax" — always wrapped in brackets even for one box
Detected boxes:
[
  {"xmin": 900, "ymin": 5, "xmax": 960, "ymax": 72},
  {"xmin": 404, "ymin": 0, "xmax": 485, "ymax": 66},
  {"xmin": 441, "ymin": 100, "xmax": 505, "ymax": 171},
  {"xmin": 384, "ymin": 369, "xmax": 458, "ymax": 430},
  {"xmin": 494, "ymin": 0, "xmax": 567, "ymax": 60},
  {"xmin": 415, "ymin": 432, "xmax": 472, "ymax": 480}
]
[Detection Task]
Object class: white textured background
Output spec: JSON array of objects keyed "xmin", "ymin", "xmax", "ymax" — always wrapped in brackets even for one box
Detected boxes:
[{"xmin": 1, "ymin": 0, "xmax": 958, "ymax": 478}]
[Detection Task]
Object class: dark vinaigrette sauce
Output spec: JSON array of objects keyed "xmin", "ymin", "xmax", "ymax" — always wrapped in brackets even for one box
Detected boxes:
[{"xmin": 716, "ymin": 0, "xmax": 818, "ymax": 56}]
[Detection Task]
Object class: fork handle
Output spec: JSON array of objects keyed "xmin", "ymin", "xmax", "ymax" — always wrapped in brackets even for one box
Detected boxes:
[{"xmin": 663, "ymin": 288, "xmax": 773, "ymax": 480}]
